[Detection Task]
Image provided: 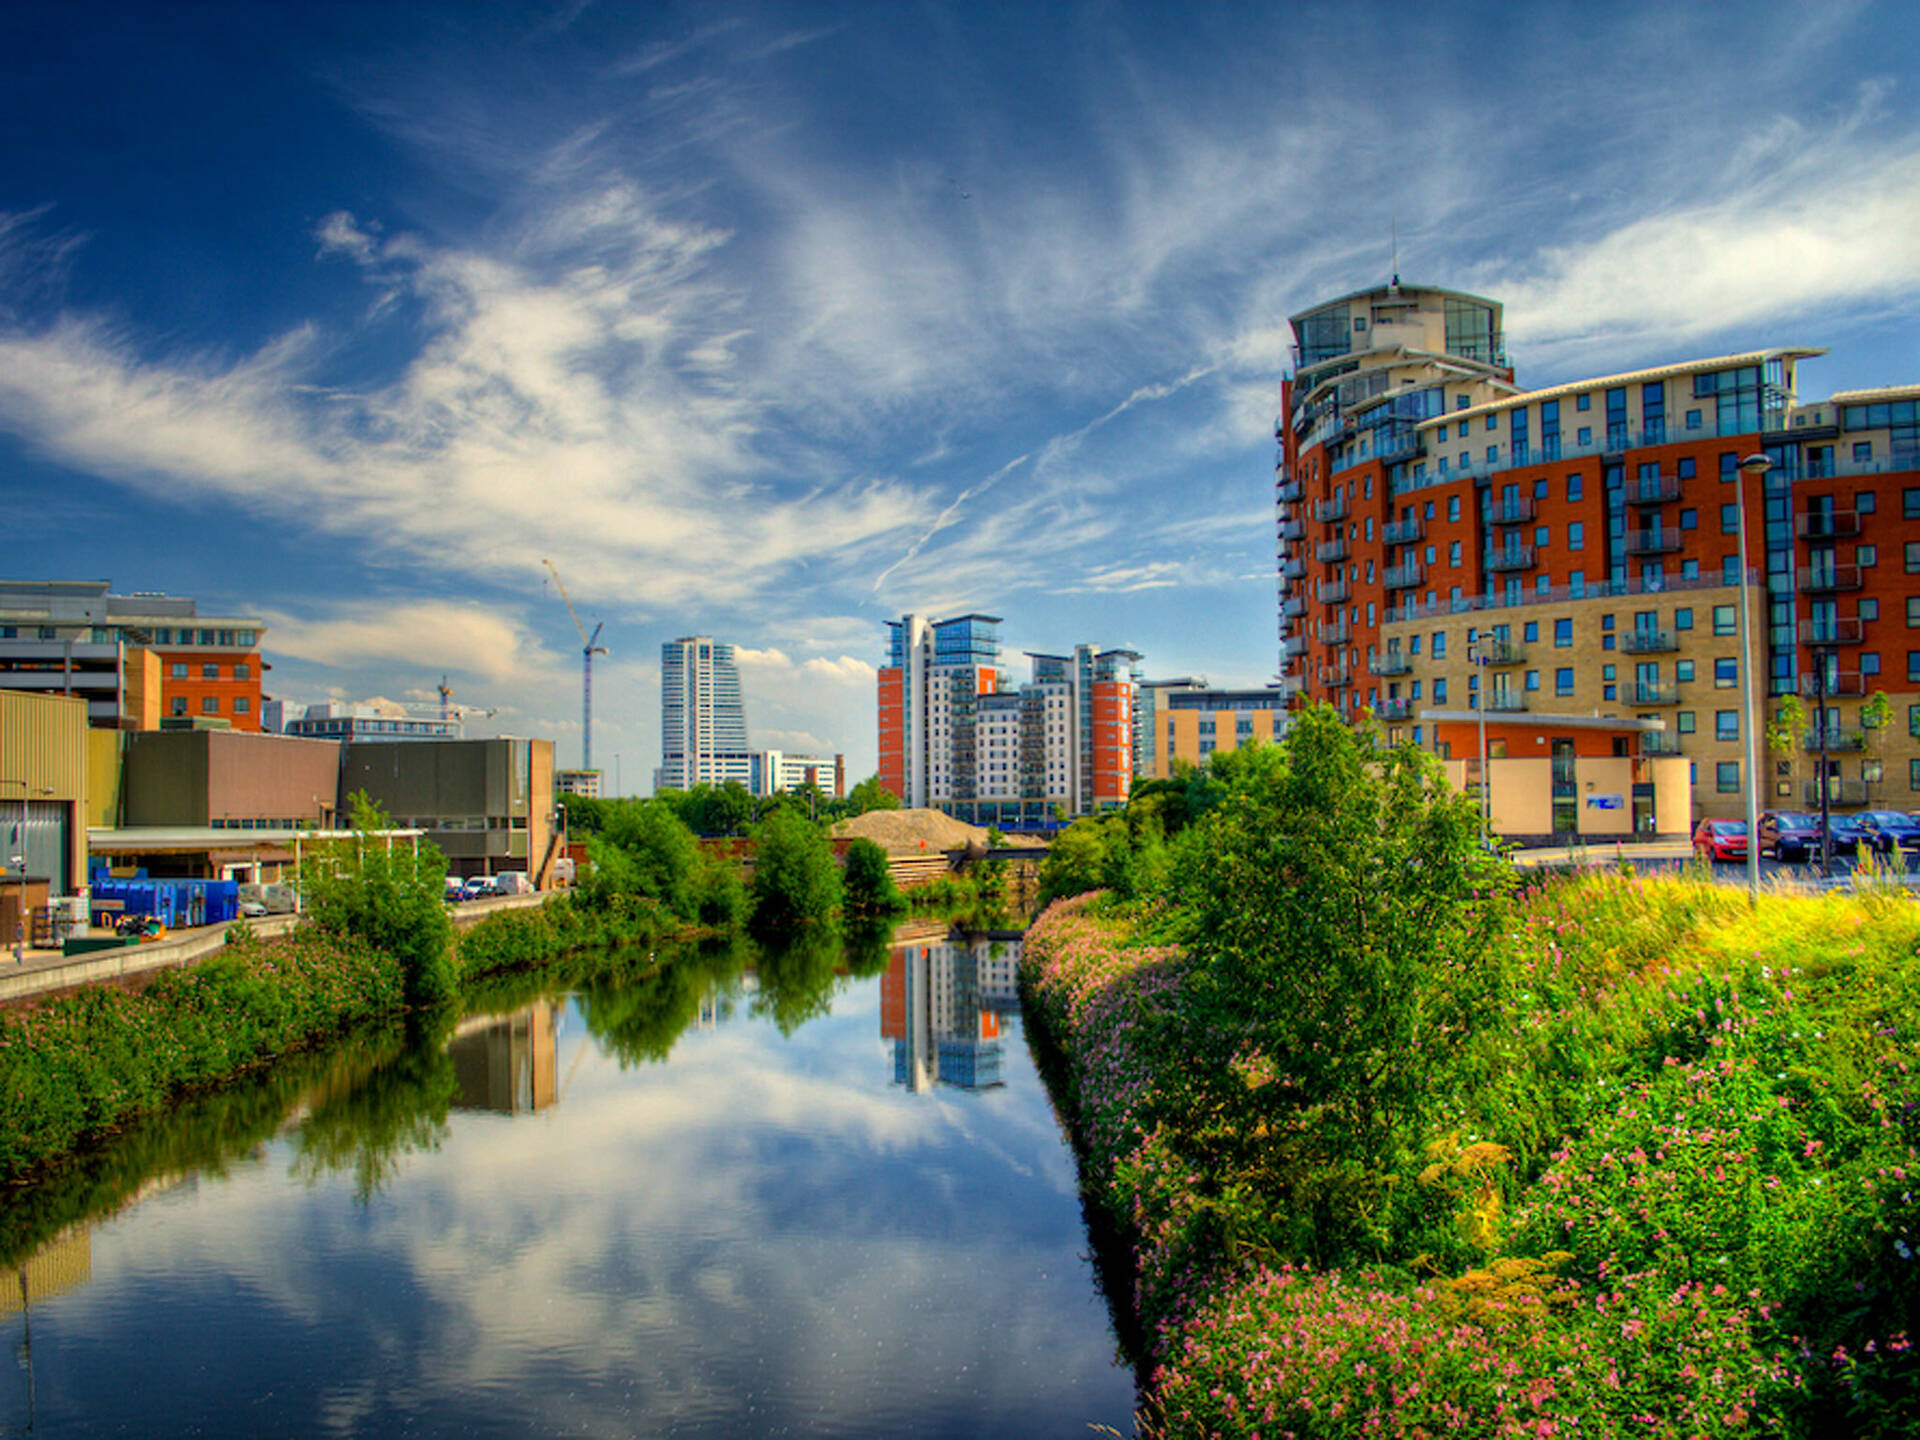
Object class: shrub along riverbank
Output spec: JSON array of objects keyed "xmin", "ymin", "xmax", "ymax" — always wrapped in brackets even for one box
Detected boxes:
[{"xmin": 1021, "ymin": 705, "xmax": 1920, "ymax": 1437}]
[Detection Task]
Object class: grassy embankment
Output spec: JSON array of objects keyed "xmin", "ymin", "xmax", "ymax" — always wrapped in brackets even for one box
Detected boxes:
[
  {"xmin": 1022, "ymin": 871, "xmax": 1920, "ymax": 1438},
  {"xmin": 0, "ymin": 890, "xmax": 685, "ymax": 1186}
]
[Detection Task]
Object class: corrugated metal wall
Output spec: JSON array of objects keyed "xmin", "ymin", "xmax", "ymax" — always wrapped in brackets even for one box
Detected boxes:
[{"xmin": 0, "ymin": 690, "xmax": 89, "ymax": 890}]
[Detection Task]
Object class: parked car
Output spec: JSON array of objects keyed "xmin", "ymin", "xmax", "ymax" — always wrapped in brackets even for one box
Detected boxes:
[
  {"xmin": 444, "ymin": 877, "xmax": 465, "ymax": 904},
  {"xmin": 1825, "ymin": 814, "xmax": 1864, "ymax": 855},
  {"xmin": 1853, "ymin": 811, "xmax": 1920, "ymax": 857},
  {"xmin": 461, "ymin": 876, "xmax": 500, "ymax": 900},
  {"xmin": 1692, "ymin": 818, "xmax": 1748, "ymax": 863},
  {"xmin": 237, "ymin": 898, "xmax": 269, "ymax": 919},
  {"xmin": 1757, "ymin": 811, "xmax": 1824, "ymax": 861}
]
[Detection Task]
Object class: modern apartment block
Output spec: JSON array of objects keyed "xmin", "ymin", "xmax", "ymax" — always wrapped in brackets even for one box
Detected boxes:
[
  {"xmin": 0, "ymin": 581, "xmax": 267, "ymax": 731},
  {"xmin": 658, "ymin": 636, "xmax": 749, "ymax": 791},
  {"xmin": 1139, "ymin": 684, "xmax": 1288, "ymax": 781},
  {"xmin": 1276, "ymin": 278, "xmax": 1920, "ymax": 825},
  {"xmin": 878, "ymin": 613, "xmax": 1139, "ymax": 823},
  {"xmin": 656, "ymin": 635, "xmax": 843, "ymax": 798}
]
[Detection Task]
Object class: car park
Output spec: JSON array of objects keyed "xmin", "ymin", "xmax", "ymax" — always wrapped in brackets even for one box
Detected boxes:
[
  {"xmin": 1853, "ymin": 811, "xmax": 1920, "ymax": 857},
  {"xmin": 1692, "ymin": 818, "xmax": 1748, "ymax": 863},
  {"xmin": 1757, "ymin": 811, "xmax": 1822, "ymax": 861}
]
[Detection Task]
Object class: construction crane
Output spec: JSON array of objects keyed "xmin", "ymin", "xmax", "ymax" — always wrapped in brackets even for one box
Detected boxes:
[
  {"xmin": 541, "ymin": 558, "xmax": 608, "ymax": 772},
  {"xmin": 436, "ymin": 675, "xmax": 497, "ymax": 724}
]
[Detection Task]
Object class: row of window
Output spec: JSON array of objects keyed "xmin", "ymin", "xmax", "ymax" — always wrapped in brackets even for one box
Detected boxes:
[
  {"xmin": 170, "ymin": 696, "xmax": 252, "ymax": 716},
  {"xmin": 169, "ymin": 661, "xmax": 252, "ymax": 680}
]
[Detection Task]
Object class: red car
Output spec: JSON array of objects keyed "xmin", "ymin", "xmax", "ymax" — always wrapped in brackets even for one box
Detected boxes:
[{"xmin": 1693, "ymin": 818, "xmax": 1748, "ymax": 862}]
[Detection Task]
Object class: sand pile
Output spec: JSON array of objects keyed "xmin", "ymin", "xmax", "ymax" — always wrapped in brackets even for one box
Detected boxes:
[{"xmin": 833, "ymin": 808, "xmax": 1042, "ymax": 856}]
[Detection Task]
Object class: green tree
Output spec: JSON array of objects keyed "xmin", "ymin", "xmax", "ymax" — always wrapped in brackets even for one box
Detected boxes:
[
  {"xmin": 1766, "ymin": 694, "xmax": 1808, "ymax": 808},
  {"xmin": 844, "ymin": 774, "xmax": 900, "ymax": 817},
  {"xmin": 750, "ymin": 807, "xmax": 843, "ymax": 931},
  {"xmin": 1181, "ymin": 704, "xmax": 1516, "ymax": 1260},
  {"xmin": 588, "ymin": 799, "xmax": 704, "ymax": 919},
  {"xmin": 840, "ymin": 837, "xmax": 905, "ymax": 916},
  {"xmin": 301, "ymin": 792, "xmax": 456, "ymax": 1010}
]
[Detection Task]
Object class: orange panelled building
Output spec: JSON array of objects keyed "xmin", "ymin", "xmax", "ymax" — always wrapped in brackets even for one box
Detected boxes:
[
  {"xmin": 878, "ymin": 613, "xmax": 1139, "ymax": 824},
  {"xmin": 1276, "ymin": 279, "xmax": 1920, "ymax": 830}
]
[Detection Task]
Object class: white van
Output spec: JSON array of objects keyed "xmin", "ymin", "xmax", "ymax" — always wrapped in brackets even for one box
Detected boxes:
[{"xmin": 493, "ymin": 871, "xmax": 533, "ymax": 896}]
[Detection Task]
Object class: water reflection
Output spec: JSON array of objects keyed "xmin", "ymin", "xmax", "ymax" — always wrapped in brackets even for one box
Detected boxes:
[
  {"xmin": 883, "ymin": 927, "xmax": 1024, "ymax": 1093},
  {"xmin": 0, "ymin": 921, "xmax": 1135, "ymax": 1437}
]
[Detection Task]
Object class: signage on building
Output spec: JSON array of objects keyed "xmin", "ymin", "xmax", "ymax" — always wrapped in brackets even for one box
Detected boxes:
[{"xmin": 1585, "ymin": 794, "xmax": 1625, "ymax": 811}]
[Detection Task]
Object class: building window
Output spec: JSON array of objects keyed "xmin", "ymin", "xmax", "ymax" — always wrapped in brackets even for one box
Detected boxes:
[
  {"xmin": 171, "ymin": 697, "xmax": 187, "ymax": 717},
  {"xmin": 1679, "ymin": 457, "xmax": 1697, "ymax": 479},
  {"xmin": 1525, "ymin": 669, "xmax": 1541, "ymax": 691},
  {"xmin": 1686, "ymin": 409, "xmax": 1703, "ymax": 430},
  {"xmin": 1554, "ymin": 619, "xmax": 1572, "ymax": 647},
  {"xmin": 1862, "ymin": 598, "xmax": 1880, "ymax": 621},
  {"xmin": 1680, "ymin": 508, "xmax": 1698, "ymax": 530},
  {"xmin": 1713, "ymin": 605, "xmax": 1736, "ymax": 636},
  {"xmin": 1720, "ymin": 504, "xmax": 1739, "ymax": 534},
  {"xmin": 202, "ymin": 697, "xmax": 220, "ymax": 715},
  {"xmin": 1676, "ymin": 659, "xmax": 1695, "ymax": 682},
  {"xmin": 1433, "ymin": 678, "xmax": 1447, "ymax": 703},
  {"xmin": 235, "ymin": 663, "xmax": 250, "ymax": 680},
  {"xmin": 1907, "ymin": 541, "xmax": 1920, "ymax": 574},
  {"xmin": 1910, "ymin": 651, "xmax": 1920, "ymax": 683},
  {"xmin": 1432, "ymin": 632, "xmax": 1447, "ymax": 658},
  {"xmin": 233, "ymin": 696, "xmax": 251, "ymax": 714},
  {"xmin": 1722, "ymin": 453, "xmax": 1739, "ymax": 480},
  {"xmin": 202, "ymin": 663, "xmax": 219, "ymax": 679},
  {"xmin": 1863, "ymin": 652, "xmax": 1881, "ymax": 676},
  {"xmin": 1861, "ymin": 544, "xmax": 1878, "ymax": 568},
  {"xmin": 1675, "ymin": 607, "xmax": 1693, "ymax": 631},
  {"xmin": 1715, "ymin": 658, "xmax": 1738, "ymax": 688},
  {"xmin": 1911, "ymin": 758, "xmax": 1920, "ymax": 792},
  {"xmin": 1449, "ymin": 540, "xmax": 1461, "ymax": 565},
  {"xmin": 1717, "ymin": 761, "xmax": 1740, "ymax": 794},
  {"xmin": 1447, "ymin": 495, "xmax": 1461, "ymax": 522},
  {"xmin": 1716, "ymin": 710, "xmax": 1739, "ymax": 741},
  {"xmin": 1859, "ymin": 491, "xmax": 1878, "ymax": 514},
  {"xmin": 170, "ymin": 663, "xmax": 187, "ymax": 678},
  {"xmin": 1555, "ymin": 668, "xmax": 1574, "ymax": 696},
  {"xmin": 1524, "ymin": 621, "xmax": 1539, "ymax": 642},
  {"xmin": 1678, "ymin": 711, "xmax": 1696, "ymax": 734},
  {"xmin": 1569, "ymin": 521, "xmax": 1584, "ymax": 550},
  {"xmin": 1577, "ymin": 393, "xmax": 1591, "ymax": 412}
]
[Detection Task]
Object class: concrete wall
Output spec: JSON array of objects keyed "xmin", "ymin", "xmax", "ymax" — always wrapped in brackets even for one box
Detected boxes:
[{"xmin": 124, "ymin": 731, "xmax": 342, "ymax": 827}]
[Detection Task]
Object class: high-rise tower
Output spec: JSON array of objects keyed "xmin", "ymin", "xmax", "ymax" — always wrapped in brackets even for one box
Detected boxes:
[{"xmin": 658, "ymin": 636, "xmax": 748, "ymax": 791}]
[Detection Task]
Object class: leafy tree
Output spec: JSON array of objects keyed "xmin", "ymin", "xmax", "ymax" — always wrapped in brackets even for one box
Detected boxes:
[
  {"xmin": 1037, "ymin": 815, "xmax": 1126, "ymax": 904},
  {"xmin": 1766, "ymin": 694, "xmax": 1808, "ymax": 806},
  {"xmin": 844, "ymin": 774, "xmax": 900, "ymax": 816},
  {"xmin": 1179, "ymin": 704, "xmax": 1516, "ymax": 1261},
  {"xmin": 301, "ymin": 791, "xmax": 456, "ymax": 1010},
  {"xmin": 750, "ymin": 807, "xmax": 843, "ymax": 931},
  {"xmin": 840, "ymin": 837, "xmax": 905, "ymax": 916},
  {"xmin": 588, "ymin": 799, "xmax": 704, "ymax": 918}
]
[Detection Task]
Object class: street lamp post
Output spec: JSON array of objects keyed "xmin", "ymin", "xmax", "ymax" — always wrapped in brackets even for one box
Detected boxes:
[{"xmin": 1737, "ymin": 453, "xmax": 1772, "ymax": 904}]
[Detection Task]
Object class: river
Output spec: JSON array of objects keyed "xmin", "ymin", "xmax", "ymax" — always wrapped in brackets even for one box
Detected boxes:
[{"xmin": 0, "ymin": 920, "xmax": 1136, "ymax": 1437}]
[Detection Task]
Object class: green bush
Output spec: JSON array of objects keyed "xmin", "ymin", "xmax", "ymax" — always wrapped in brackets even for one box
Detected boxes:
[
  {"xmin": 841, "ymin": 837, "xmax": 905, "ymax": 916},
  {"xmin": 749, "ymin": 807, "xmax": 842, "ymax": 931},
  {"xmin": 301, "ymin": 791, "xmax": 456, "ymax": 1009}
]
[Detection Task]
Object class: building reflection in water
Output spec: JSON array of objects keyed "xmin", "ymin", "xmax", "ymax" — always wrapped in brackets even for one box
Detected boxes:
[
  {"xmin": 880, "ymin": 929, "xmax": 1021, "ymax": 1093},
  {"xmin": 449, "ymin": 1002, "xmax": 564, "ymax": 1114}
]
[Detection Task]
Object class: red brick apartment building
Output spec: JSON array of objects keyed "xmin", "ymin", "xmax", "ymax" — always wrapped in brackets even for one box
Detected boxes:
[{"xmin": 1276, "ymin": 281, "xmax": 1919, "ymax": 826}]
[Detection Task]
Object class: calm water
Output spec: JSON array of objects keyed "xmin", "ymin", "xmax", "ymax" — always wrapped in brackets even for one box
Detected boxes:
[{"xmin": 0, "ymin": 923, "xmax": 1135, "ymax": 1437}]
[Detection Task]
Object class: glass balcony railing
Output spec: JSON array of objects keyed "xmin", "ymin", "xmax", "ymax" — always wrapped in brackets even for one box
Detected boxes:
[
  {"xmin": 1383, "ymin": 562, "xmax": 1425, "ymax": 590},
  {"xmin": 1796, "ymin": 510, "xmax": 1861, "ymax": 541},
  {"xmin": 1487, "ymin": 497, "xmax": 1535, "ymax": 525},
  {"xmin": 1626, "ymin": 474, "xmax": 1681, "ymax": 505},
  {"xmin": 1382, "ymin": 518, "xmax": 1423, "ymax": 546},
  {"xmin": 1317, "ymin": 539, "xmax": 1350, "ymax": 563},
  {"xmin": 1625, "ymin": 530, "xmax": 1683, "ymax": 555},
  {"xmin": 1622, "ymin": 629, "xmax": 1677, "ymax": 654},
  {"xmin": 1632, "ymin": 682, "xmax": 1680, "ymax": 705},
  {"xmin": 1486, "ymin": 546, "xmax": 1536, "ymax": 572},
  {"xmin": 1802, "ymin": 727, "xmax": 1866, "ymax": 753},
  {"xmin": 1802, "ymin": 565, "xmax": 1863, "ymax": 594},
  {"xmin": 1369, "ymin": 653, "xmax": 1412, "ymax": 677},
  {"xmin": 1803, "ymin": 618, "xmax": 1863, "ymax": 645}
]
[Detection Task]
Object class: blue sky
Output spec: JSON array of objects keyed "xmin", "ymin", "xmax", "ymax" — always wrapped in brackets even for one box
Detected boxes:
[{"xmin": 3, "ymin": 1, "xmax": 1918, "ymax": 791}]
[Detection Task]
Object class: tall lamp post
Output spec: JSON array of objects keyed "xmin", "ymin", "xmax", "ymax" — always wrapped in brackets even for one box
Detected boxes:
[{"xmin": 1737, "ymin": 453, "xmax": 1772, "ymax": 904}]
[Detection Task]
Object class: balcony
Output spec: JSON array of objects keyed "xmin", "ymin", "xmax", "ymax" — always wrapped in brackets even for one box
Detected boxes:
[
  {"xmin": 1803, "ymin": 565, "xmax": 1863, "ymax": 594},
  {"xmin": 1796, "ymin": 510, "xmax": 1861, "ymax": 541},
  {"xmin": 1625, "ymin": 529, "xmax": 1683, "ymax": 555},
  {"xmin": 1314, "ymin": 498, "xmax": 1349, "ymax": 524},
  {"xmin": 1804, "ymin": 618, "xmax": 1864, "ymax": 646},
  {"xmin": 1382, "ymin": 517, "xmax": 1423, "ymax": 546},
  {"xmin": 1383, "ymin": 562, "xmax": 1425, "ymax": 590},
  {"xmin": 1281, "ymin": 595, "xmax": 1307, "ymax": 619},
  {"xmin": 1622, "ymin": 628, "xmax": 1677, "ymax": 654},
  {"xmin": 1476, "ymin": 638, "xmax": 1526, "ymax": 666},
  {"xmin": 1803, "ymin": 777, "xmax": 1871, "ymax": 807},
  {"xmin": 1276, "ymin": 479, "xmax": 1303, "ymax": 502},
  {"xmin": 1369, "ymin": 653, "xmax": 1412, "ymax": 677},
  {"xmin": 1319, "ymin": 578, "xmax": 1350, "ymax": 604},
  {"xmin": 1484, "ymin": 692, "xmax": 1529, "ymax": 713},
  {"xmin": 1317, "ymin": 538, "xmax": 1350, "ymax": 563},
  {"xmin": 1799, "ymin": 671, "xmax": 1866, "ymax": 698},
  {"xmin": 1626, "ymin": 474, "xmax": 1681, "ymax": 505},
  {"xmin": 1373, "ymin": 697, "xmax": 1414, "ymax": 721},
  {"xmin": 1282, "ymin": 558, "xmax": 1307, "ymax": 580},
  {"xmin": 1324, "ymin": 621, "xmax": 1353, "ymax": 645},
  {"xmin": 1802, "ymin": 727, "xmax": 1866, "ymax": 753},
  {"xmin": 1486, "ymin": 545, "xmax": 1536, "ymax": 572},
  {"xmin": 1278, "ymin": 518, "xmax": 1305, "ymax": 541},
  {"xmin": 1631, "ymin": 682, "xmax": 1680, "ymax": 705},
  {"xmin": 1326, "ymin": 665, "xmax": 1355, "ymax": 689},
  {"xmin": 1487, "ymin": 497, "xmax": 1535, "ymax": 526},
  {"xmin": 1280, "ymin": 637, "xmax": 1310, "ymax": 659},
  {"xmin": 1641, "ymin": 732, "xmax": 1683, "ymax": 756}
]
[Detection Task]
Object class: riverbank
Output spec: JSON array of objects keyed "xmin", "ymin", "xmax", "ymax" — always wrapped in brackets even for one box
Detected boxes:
[
  {"xmin": 0, "ymin": 892, "xmax": 688, "ymax": 1185},
  {"xmin": 1020, "ymin": 873, "xmax": 1920, "ymax": 1437}
]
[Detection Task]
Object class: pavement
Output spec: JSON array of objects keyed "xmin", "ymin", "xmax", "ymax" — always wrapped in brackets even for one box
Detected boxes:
[{"xmin": 0, "ymin": 891, "xmax": 554, "ymax": 1008}]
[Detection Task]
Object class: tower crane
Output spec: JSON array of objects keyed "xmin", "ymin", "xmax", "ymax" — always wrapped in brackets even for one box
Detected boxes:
[
  {"xmin": 541, "ymin": 558, "xmax": 608, "ymax": 772},
  {"xmin": 436, "ymin": 675, "xmax": 497, "ymax": 724}
]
